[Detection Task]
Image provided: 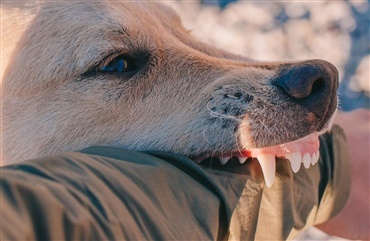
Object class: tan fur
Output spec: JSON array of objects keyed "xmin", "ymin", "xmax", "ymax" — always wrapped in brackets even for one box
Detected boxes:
[{"xmin": 1, "ymin": 1, "xmax": 337, "ymax": 165}]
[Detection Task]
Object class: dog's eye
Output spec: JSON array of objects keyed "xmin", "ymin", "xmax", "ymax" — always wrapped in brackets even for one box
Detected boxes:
[
  {"xmin": 92, "ymin": 52, "xmax": 149, "ymax": 77},
  {"xmin": 100, "ymin": 57, "xmax": 137, "ymax": 73}
]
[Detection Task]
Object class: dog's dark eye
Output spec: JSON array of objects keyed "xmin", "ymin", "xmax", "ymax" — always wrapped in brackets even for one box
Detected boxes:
[
  {"xmin": 100, "ymin": 57, "xmax": 137, "ymax": 73},
  {"xmin": 91, "ymin": 52, "xmax": 149, "ymax": 77}
]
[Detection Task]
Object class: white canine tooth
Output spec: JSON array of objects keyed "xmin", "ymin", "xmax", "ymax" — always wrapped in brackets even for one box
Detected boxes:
[
  {"xmin": 257, "ymin": 154, "xmax": 276, "ymax": 188},
  {"xmin": 238, "ymin": 157, "xmax": 247, "ymax": 164},
  {"xmin": 314, "ymin": 151, "xmax": 320, "ymax": 164},
  {"xmin": 220, "ymin": 156, "xmax": 231, "ymax": 165},
  {"xmin": 303, "ymin": 153, "xmax": 311, "ymax": 169},
  {"xmin": 286, "ymin": 152, "xmax": 302, "ymax": 173}
]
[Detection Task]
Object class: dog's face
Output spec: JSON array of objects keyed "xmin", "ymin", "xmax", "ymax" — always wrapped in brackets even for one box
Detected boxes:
[{"xmin": 2, "ymin": 1, "xmax": 338, "ymax": 186}]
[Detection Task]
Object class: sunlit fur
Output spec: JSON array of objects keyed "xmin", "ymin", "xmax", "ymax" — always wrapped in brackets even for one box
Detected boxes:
[{"xmin": 1, "ymin": 1, "xmax": 336, "ymax": 164}]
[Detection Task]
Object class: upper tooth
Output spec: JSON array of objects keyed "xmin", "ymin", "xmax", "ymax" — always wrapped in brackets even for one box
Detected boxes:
[
  {"xmin": 286, "ymin": 152, "xmax": 301, "ymax": 173},
  {"xmin": 302, "ymin": 153, "xmax": 311, "ymax": 169},
  {"xmin": 315, "ymin": 151, "xmax": 320, "ymax": 164},
  {"xmin": 311, "ymin": 152, "xmax": 317, "ymax": 165},
  {"xmin": 256, "ymin": 154, "xmax": 276, "ymax": 188},
  {"xmin": 238, "ymin": 157, "xmax": 247, "ymax": 164},
  {"xmin": 220, "ymin": 156, "xmax": 231, "ymax": 165}
]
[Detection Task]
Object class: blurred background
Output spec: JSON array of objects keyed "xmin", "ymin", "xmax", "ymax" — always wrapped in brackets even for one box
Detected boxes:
[
  {"xmin": 168, "ymin": 0, "xmax": 369, "ymax": 112},
  {"xmin": 167, "ymin": 0, "xmax": 369, "ymax": 240}
]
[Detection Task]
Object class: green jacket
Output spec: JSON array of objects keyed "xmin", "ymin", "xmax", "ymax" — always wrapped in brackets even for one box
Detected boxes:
[{"xmin": 0, "ymin": 125, "xmax": 350, "ymax": 240}]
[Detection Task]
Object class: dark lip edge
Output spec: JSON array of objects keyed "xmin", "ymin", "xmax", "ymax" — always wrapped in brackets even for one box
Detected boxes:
[
  {"xmin": 188, "ymin": 148, "xmax": 285, "ymax": 163},
  {"xmin": 198, "ymin": 156, "xmax": 255, "ymax": 170},
  {"xmin": 189, "ymin": 150, "xmax": 247, "ymax": 163}
]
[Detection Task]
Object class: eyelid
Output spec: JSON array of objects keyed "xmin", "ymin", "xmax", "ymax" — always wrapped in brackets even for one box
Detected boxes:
[
  {"xmin": 82, "ymin": 50, "xmax": 150, "ymax": 78},
  {"xmin": 99, "ymin": 52, "xmax": 125, "ymax": 70}
]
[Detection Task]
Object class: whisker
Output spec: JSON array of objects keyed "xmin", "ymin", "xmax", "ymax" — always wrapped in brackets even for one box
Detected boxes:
[
  {"xmin": 202, "ymin": 122, "xmax": 212, "ymax": 143},
  {"xmin": 206, "ymin": 101, "xmax": 244, "ymax": 122}
]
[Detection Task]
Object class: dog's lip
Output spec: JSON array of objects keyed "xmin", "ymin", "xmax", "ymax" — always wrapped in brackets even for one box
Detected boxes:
[
  {"xmin": 240, "ymin": 132, "xmax": 320, "ymax": 158},
  {"xmin": 194, "ymin": 132, "xmax": 320, "ymax": 188},
  {"xmin": 194, "ymin": 132, "xmax": 319, "ymax": 161}
]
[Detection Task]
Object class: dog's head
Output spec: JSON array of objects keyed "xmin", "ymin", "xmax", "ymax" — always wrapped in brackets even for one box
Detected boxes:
[{"xmin": 2, "ymin": 1, "xmax": 338, "ymax": 186}]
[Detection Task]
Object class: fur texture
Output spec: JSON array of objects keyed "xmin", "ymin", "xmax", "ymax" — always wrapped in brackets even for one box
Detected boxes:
[{"xmin": 1, "ymin": 1, "xmax": 338, "ymax": 164}]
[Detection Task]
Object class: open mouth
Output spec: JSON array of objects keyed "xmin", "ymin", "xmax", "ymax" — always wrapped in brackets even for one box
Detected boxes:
[{"xmin": 196, "ymin": 132, "xmax": 320, "ymax": 188}]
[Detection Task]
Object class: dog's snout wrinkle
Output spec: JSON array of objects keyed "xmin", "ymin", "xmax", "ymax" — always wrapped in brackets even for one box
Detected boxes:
[{"xmin": 272, "ymin": 59, "xmax": 339, "ymax": 130}]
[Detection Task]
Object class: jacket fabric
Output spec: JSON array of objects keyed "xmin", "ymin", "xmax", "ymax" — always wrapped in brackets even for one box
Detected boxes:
[{"xmin": 0, "ymin": 125, "xmax": 350, "ymax": 240}]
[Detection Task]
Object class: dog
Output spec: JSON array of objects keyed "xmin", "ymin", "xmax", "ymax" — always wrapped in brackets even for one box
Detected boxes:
[{"xmin": 1, "ymin": 0, "xmax": 338, "ymax": 187}]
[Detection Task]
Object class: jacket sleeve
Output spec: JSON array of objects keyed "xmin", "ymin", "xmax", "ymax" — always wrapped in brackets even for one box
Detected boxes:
[
  {"xmin": 0, "ymin": 148, "xmax": 246, "ymax": 241},
  {"xmin": 0, "ymin": 125, "xmax": 351, "ymax": 241}
]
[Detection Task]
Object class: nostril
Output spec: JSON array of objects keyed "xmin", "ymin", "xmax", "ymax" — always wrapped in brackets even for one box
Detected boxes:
[
  {"xmin": 311, "ymin": 77, "xmax": 325, "ymax": 95},
  {"xmin": 272, "ymin": 59, "xmax": 339, "ymax": 126}
]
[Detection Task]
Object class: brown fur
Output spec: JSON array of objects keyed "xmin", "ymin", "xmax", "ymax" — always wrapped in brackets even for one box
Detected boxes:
[{"xmin": 1, "ymin": 1, "xmax": 337, "ymax": 165}]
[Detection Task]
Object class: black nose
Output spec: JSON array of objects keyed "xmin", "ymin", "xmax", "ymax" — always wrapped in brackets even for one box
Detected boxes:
[{"xmin": 272, "ymin": 59, "xmax": 339, "ymax": 122}]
